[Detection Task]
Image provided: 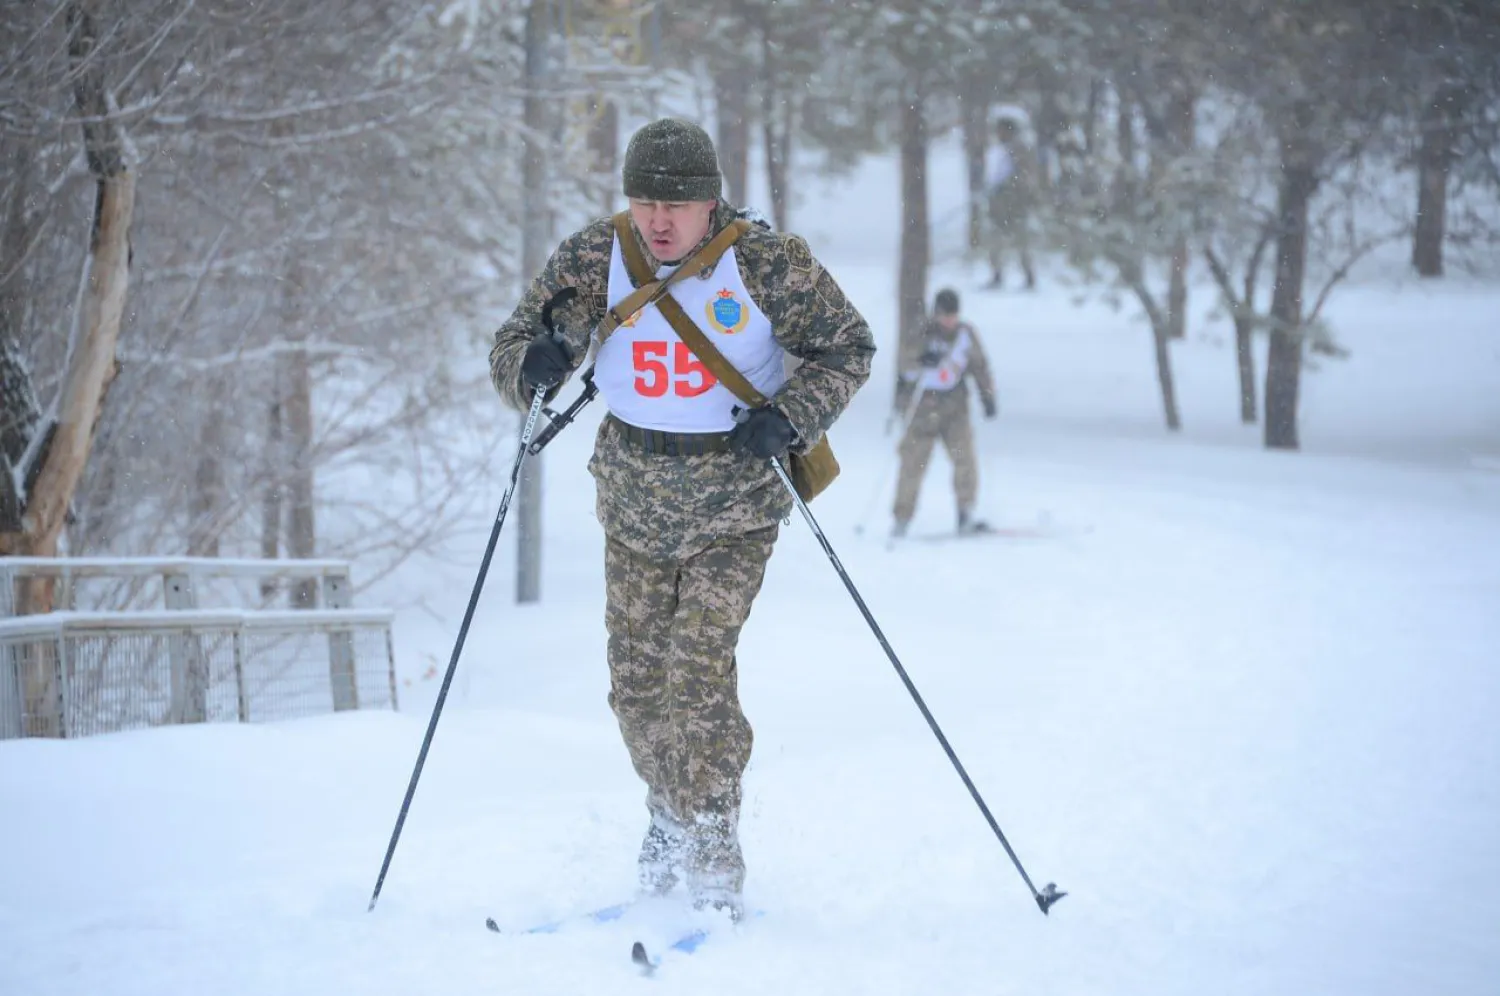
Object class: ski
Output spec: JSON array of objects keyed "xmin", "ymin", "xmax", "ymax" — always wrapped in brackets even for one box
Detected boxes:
[
  {"xmin": 630, "ymin": 927, "xmax": 713, "ymax": 975},
  {"xmin": 910, "ymin": 521, "xmax": 1092, "ymax": 543},
  {"xmin": 485, "ymin": 899, "xmax": 634, "ymax": 935},
  {"xmin": 488, "ymin": 898, "xmax": 753, "ymax": 973},
  {"xmin": 630, "ymin": 907, "xmax": 761, "ymax": 973}
]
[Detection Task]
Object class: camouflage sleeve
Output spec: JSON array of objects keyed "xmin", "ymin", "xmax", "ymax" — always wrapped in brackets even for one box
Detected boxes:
[
  {"xmin": 739, "ymin": 230, "xmax": 875, "ymax": 447},
  {"xmin": 488, "ymin": 218, "xmax": 612, "ymax": 411},
  {"xmin": 965, "ymin": 324, "xmax": 998, "ymax": 408}
]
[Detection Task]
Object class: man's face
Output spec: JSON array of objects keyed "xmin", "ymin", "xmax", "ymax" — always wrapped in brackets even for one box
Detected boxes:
[
  {"xmin": 937, "ymin": 312, "xmax": 960, "ymax": 330},
  {"xmin": 629, "ymin": 198, "xmax": 715, "ymax": 262}
]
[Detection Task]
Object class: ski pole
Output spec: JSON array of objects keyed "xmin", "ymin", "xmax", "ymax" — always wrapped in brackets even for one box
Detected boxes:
[
  {"xmin": 367, "ymin": 287, "xmax": 577, "ymax": 912},
  {"xmin": 772, "ymin": 455, "xmax": 1065, "ymax": 916},
  {"xmin": 854, "ymin": 383, "xmax": 927, "ymax": 536}
]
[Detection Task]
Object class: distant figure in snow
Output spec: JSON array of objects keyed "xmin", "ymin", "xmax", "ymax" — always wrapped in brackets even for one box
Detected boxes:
[
  {"xmin": 891, "ymin": 288, "xmax": 998, "ymax": 538},
  {"xmin": 985, "ymin": 116, "xmax": 1038, "ymax": 291}
]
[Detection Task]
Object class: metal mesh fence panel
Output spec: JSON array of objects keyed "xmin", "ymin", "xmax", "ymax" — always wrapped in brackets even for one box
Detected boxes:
[
  {"xmin": 238, "ymin": 625, "xmax": 396, "ymax": 722},
  {"xmin": 0, "ymin": 614, "xmax": 395, "ymax": 739},
  {"xmin": 0, "ymin": 635, "xmax": 57, "ymax": 738}
]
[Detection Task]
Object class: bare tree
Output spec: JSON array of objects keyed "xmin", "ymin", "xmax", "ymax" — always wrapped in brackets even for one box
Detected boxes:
[
  {"xmin": 1203, "ymin": 224, "xmax": 1274, "ymax": 425},
  {"xmin": 11, "ymin": 2, "xmax": 139, "ymax": 585},
  {"xmin": 1045, "ymin": 80, "xmax": 1231, "ymax": 432},
  {"xmin": 2, "ymin": 0, "xmax": 611, "ymax": 609},
  {"xmin": 1214, "ymin": 0, "xmax": 1405, "ymax": 450}
]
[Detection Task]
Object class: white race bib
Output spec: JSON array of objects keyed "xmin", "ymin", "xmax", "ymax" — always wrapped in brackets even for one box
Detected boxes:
[
  {"xmin": 594, "ymin": 239, "xmax": 786, "ymax": 432},
  {"xmin": 917, "ymin": 328, "xmax": 973, "ymax": 393}
]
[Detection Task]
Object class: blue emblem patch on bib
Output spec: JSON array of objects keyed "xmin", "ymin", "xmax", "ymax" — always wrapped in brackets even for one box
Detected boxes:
[{"xmin": 706, "ymin": 289, "xmax": 749, "ymax": 334}]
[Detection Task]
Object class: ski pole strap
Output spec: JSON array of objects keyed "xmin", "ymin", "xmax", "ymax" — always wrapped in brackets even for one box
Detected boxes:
[{"xmin": 598, "ymin": 214, "xmax": 749, "ymax": 342}]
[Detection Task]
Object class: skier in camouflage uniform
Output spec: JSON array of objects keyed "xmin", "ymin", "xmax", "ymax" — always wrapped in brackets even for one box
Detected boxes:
[
  {"xmin": 891, "ymin": 288, "xmax": 998, "ymax": 538},
  {"xmin": 488, "ymin": 118, "xmax": 874, "ymax": 918},
  {"xmin": 985, "ymin": 116, "xmax": 1038, "ymax": 291}
]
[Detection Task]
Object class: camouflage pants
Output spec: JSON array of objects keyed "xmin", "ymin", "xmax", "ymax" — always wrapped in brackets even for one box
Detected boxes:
[
  {"xmin": 987, "ymin": 207, "xmax": 1036, "ymax": 286},
  {"xmin": 604, "ymin": 524, "xmax": 777, "ymax": 888},
  {"xmin": 893, "ymin": 390, "xmax": 978, "ymax": 523}
]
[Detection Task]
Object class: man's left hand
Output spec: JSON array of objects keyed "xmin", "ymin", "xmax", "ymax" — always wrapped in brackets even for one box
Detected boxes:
[{"xmin": 729, "ymin": 407, "xmax": 797, "ymax": 459}]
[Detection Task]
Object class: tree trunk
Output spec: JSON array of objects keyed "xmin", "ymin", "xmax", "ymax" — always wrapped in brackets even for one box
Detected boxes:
[
  {"xmin": 1235, "ymin": 224, "xmax": 1273, "ymax": 426},
  {"xmin": 1166, "ymin": 239, "xmax": 1189, "ymax": 339},
  {"xmin": 1264, "ymin": 113, "xmax": 1319, "ymax": 451},
  {"xmin": 269, "ymin": 104, "xmax": 318, "ymax": 608},
  {"xmin": 1083, "ymin": 79, "xmax": 1105, "ymax": 157},
  {"xmin": 1113, "ymin": 98, "xmax": 1137, "ymax": 209},
  {"xmin": 1123, "ymin": 265, "xmax": 1181, "ymax": 432},
  {"xmin": 761, "ymin": 106, "xmax": 790, "ymax": 231},
  {"xmin": 1153, "ymin": 322, "xmax": 1182, "ymax": 432},
  {"xmin": 22, "ymin": 2, "xmax": 135, "ymax": 565},
  {"xmin": 896, "ymin": 72, "xmax": 929, "ymax": 392},
  {"xmin": 587, "ymin": 97, "xmax": 619, "ymax": 217},
  {"xmin": 259, "ymin": 390, "xmax": 282, "ymax": 599},
  {"xmin": 1235, "ymin": 313, "xmax": 1257, "ymax": 423},
  {"xmin": 187, "ymin": 394, "xmax": 225, "ymax": 557},
  {"xmin": 1034, "ymin": 75, "xmax": 1063, "ymax": 194},
  {"xmin": 1165, "ymin": 90, "xmax": 1195, "ymax": 340},
  {"xmin": 713, "ymin": 64, "xmax": 751, "ymax": 206},
  {"xmin": 1202, "ymin": 246, "xmax": 1259, "ymax": 425},
  {"xmin": 1413, "ymin": 85, "xmax": 1464, "ymax": 279},
  {"xmin": 516, "ymin": 0, "xmax": 551, "ymax": 604},
  {"xmin": 960, "ymin": 74, "xmax": 988, "ymax": 252},
  {"xmin": 757, "ymin": 18, "xmax": 791, "ymax": 230},
  {"xmin": 282, "ymin": 349, "xmax": 317, "ymax": 607}
]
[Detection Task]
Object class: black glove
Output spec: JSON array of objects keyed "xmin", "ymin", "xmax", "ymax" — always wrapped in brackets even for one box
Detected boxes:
[
  {"xmin": 520, "ymin": 332, "xmax": 573, "ymax": 392},
  {"xmin": 728, "ymin": 406, "xmax": 796, "ymax": 459},
  {"xmin": 982, "ymin": 397, "xmax": 998, "ymax": 419},
  {"xmin": 918, "ymin": 344, "xmax": 944, "ymax": 368}
]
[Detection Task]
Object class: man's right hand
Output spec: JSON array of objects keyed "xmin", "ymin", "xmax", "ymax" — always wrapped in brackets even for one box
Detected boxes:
[{"xmin": 520, "ymin": 332, "xmax": 573, "ymax": 391}]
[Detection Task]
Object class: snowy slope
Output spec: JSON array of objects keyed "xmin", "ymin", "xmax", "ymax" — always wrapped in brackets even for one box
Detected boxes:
[{"xmin": 3, "ymin": 140, "xmax": 1499, "ymax": 996}]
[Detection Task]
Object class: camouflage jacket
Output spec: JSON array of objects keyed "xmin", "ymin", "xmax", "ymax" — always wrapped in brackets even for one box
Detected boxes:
[{"xmin": 489, "ymin": 203, "xmax": 875, "ymax": 560}]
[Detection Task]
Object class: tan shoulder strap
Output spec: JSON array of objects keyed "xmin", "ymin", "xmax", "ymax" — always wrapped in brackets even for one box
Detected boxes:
[
  {"xmin": 597, "ymin": 278, "xmax": 661, "ymax": 341},
  {"xmin": 613, "ymin": 211, "xmax": 652, "ymax": 285},
  {"xmin": 598, "ymin": 213, "xmax": 748, "ymax": 341}
]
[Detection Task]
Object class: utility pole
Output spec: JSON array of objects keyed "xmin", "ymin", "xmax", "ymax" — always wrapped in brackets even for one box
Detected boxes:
[{"xmin": 516, "ymin": 0, "xmax": 549, "ymax": 604}]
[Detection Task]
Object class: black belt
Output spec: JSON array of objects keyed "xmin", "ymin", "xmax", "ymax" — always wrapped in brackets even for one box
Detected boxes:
[{"xmin": 608, "ymin": 415, "xmax": 734, "ymax": 456}]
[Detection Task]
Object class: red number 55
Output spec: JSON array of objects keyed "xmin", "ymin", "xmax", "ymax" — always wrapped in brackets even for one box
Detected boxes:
[{"xmin": 633, "ymin": 341, "xmax": 717, "ymax": 398}]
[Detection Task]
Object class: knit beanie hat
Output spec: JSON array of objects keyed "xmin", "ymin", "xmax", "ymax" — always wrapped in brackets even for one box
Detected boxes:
[{"xmin": 622, "ymin": 118, "xmax": 723, "ymax": 202}]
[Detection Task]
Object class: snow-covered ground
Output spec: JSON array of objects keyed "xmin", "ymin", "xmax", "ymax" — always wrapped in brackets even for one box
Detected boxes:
[{"xmin": 4, "ymin": 139, "xmax": 1499, "ymax": 996}]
